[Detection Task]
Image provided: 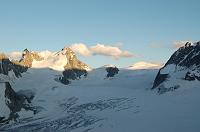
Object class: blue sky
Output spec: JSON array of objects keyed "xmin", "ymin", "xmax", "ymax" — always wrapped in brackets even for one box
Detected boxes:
[{"xmin": 0, "ymin": 0, "xmax": 200, "ymax": 68}]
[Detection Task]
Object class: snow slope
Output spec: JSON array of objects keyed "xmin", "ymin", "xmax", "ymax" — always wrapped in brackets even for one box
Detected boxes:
[{"xmin": 1, "ymin": 67, "xmax": 200, "ymax": 132}]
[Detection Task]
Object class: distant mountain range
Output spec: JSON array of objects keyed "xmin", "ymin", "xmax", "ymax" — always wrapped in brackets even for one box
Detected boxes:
[{"xmin": 0, "ymin": 41, "xmax": 200, "ymax": 132}]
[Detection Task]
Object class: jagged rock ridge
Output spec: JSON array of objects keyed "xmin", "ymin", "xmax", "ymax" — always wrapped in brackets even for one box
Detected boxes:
[
  {"xmin": 59, "ymin": 48, "xmax": 90, "ymax": 85},
  {"xmin": 0, "ymin": 50, "xmax": 42, "ymax": 123},
  {"xmin": 19, "ymin": 49, "xmax": 43, "ymax": 68},
  {"xmin": 152, "ymin": 41, "xmax": 200, "ymax": 93},
  {"xmin": 0, "ymin": 53, "xmax": 27, "ymax": 78}
]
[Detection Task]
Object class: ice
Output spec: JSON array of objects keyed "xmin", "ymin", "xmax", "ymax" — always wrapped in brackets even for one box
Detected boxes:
[{"xmin": 0, "ymin": 67, "xmax": 200, "ymax": 132}]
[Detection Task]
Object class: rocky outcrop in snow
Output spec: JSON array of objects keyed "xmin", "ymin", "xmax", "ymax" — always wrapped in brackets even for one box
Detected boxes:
[
  {"xmin": 106, "ymin": 66, "xmax": 119, "ymax": 78},
  {"xmin": 0, "ymin": 82, "xmax": 35, "ymax": 123},
  {"xmin": 0, "ymin": 53, "xmax": 28, "ymax": 78},
  {"xmin": 59, "ymin": 48, "xmax": 89, "ymax": 85},
  {"xmin": 0, "ymin": 49, "xmax": 44, "ymax": 78},
  {"xmin": 152, "ymin": 41, "xmax": 200, "ymax": 93},
  {"xmin": 63, "ymin": 47, "xmax": 90, "ymax": 70},
  {"xmin": 19, "ymin": 49, "xmax": 43, "ymax": 68},
  {"xmin": 0, "ymin": 50, "xmax": 41, "ymax": 123}
]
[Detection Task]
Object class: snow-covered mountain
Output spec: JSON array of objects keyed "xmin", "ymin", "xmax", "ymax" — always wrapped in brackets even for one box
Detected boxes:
[
  {"xmin": 1, "ymin": 45, "xmax": 200, "ymax": 132},
  {"xmin": 152, "ymin": 41, "xmax": 200, "ymax": 93}
]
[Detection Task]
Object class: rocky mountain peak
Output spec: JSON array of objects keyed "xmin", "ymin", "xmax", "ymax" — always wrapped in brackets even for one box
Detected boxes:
[
  {"xmin": 62, "ymin": 47, "xmax": 76, "ymax": 57},
  {"xmin": 0, "ymin": 53, "xmax": 27, "ymax": 77},
  {"xmin": 61, "ymin": 47, "xmax": 90, "ymax": 70},
  {"xmin": 152, "ymin": 41, "xmax": 200, "ymax": 93},
  {"xmin": 0, "ymin": 49, "xmax": 44, "ymax": 78},
  {"xmin": 58, "ymin": 47, "xmax": 90, "ymax": 85},
  {"xmin": 20, "ymin": 49, "xmax": 43, "ymax": 68}
]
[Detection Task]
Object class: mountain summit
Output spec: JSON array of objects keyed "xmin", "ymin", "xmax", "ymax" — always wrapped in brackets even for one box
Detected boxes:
[
  {"xmin": 20, "ymin": 49, "xmax": 44, "ymax": 68},
  {"xmin": 30, "ymin": 47, "xmax": 90, "ymax": 71},
  {"xmin": 61, "ymin": 47, "xmax": 90, "ymax": 71}
]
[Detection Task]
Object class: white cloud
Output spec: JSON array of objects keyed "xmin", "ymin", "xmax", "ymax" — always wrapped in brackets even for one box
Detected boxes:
[
  {"xmin": 129, "ymin": 61, "xmax": 162, "ymax": 70},
  {"xmin": 32, "ymin": 50, "xmax": 68, "ymax": 71},
  {"xmin": 6, "ymin": 52, "xmax": 22, "ymax": 60},
  {"xmin": 90, "ymin": 44, "xmax": 133, "ymax": 59},
  {"xmin": 172, "ymin": 40, "xmax": 192, "ymax": 49},
  {"xmin": 69, "ymin": 43, "xmax": 134, "ymax": 59},
  {"xmin": 70, "ymin": 43, "xmax": 91, "ymax": 57}
]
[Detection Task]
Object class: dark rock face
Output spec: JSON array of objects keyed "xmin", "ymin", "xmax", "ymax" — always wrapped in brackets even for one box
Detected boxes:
[
  {"xmin": 165, "ymin": 42, "xmax": 200, "ymax": 67},
  {"xmin": 59, "ymin": 48, "xmax": 89, "ymax": 85},
  {"xmin": 0, "ymin": 82, "xmax": 35, "ymax": 123},
  {"xmin": 152, "ymin": 41, "xmax": 200, "ymax": 93},
  {"xmin": 185, "ymin": 72, "xmax": 196, "ymax": 81},
  {"xmin": 0, "ymin": 49, "xmax": 43, "ymax": 78},
  {"xmin": 152, "ymin": 70, "xmax": 168, "ymax": 89},
  {"xmin": 106, "ymin": 67, "xmax": 119, "ymax": 78},
  {"xmin": 59, "ymin": 68, "xmax": 87, "ymax": 85},
  {"xmin": 0, "ymin": 56, "xmax": 28, "ymax": 78},
  {"xmin": 0, "ymin": 51, "xmax": 39, "ymax": 123},
  {"xmin": 185, "ymin": 71, "xmax": 200, "ymax": 81}
]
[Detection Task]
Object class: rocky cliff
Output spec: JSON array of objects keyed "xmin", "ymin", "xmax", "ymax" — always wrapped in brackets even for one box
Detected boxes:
[
  {"xmin": 59, "ymin": 48, "xmax": 90, "ymax": 85},
  {"xmin": 0, "ymin": 82, "xmax": 35, "ymax": 123},
  {"xmin": 152, "ymin": 41, "xmax": 200, "ymax": 93},
  {"xmin": 19, "ymin": 49, "xmax": 43, "ymax": 68},
  {"xmin": 0, "ymin": 53, "xmax": 27, "ymax": 78},
  {"xmin": 0, "ymin": 50, "xmax": 42, "ymax": 123}
]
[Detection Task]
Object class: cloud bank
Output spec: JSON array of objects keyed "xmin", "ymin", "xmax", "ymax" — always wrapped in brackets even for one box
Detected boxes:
[
  {"xmin": 6, "ymin": 52, "xmax": 22, "ymax": 60},
  {"xmin": 70, "ymin": 43, "xmax": 91, "ymax": 57},
  {"xmin": 6, "ymin": 50, "xmax": 68, "ymax": 71},
  {"xmin": 69, "ymin": 43, "xmax": 134, "ymax": 59},
  {"xmin": 31, "ymin": 50, "xmax": 68, "ymax": 71},
  {"xmin": 129, "ymin": 61, "xmax": 162, "ymax": 70}
]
